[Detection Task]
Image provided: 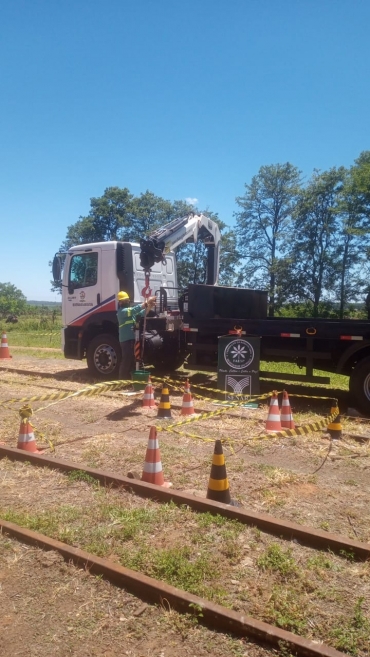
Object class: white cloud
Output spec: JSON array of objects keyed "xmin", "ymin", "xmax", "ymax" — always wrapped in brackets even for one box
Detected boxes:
[{"xmin": 185, "ymin": 197, "xmax": 198, "ymax": 206}]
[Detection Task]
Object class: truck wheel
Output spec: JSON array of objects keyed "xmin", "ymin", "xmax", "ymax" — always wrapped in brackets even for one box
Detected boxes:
[
  {"xmin": 349, "ymin": 356, "xmax": 370, "ymax": 416},
  {"xmin": 87, "ymin": 334, "xmax": 121, "ymax": 379}
]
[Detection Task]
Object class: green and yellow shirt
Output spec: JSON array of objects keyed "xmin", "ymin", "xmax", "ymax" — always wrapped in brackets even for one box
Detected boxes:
[{"xmin": 117, "ymin": 304, "xmax": 145, "ymax": 342}]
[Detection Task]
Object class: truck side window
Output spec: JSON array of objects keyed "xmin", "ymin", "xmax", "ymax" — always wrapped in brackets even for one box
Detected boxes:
[{"xmin": 69, "ymin": 253, "xmax": 98, "ymax": 289}]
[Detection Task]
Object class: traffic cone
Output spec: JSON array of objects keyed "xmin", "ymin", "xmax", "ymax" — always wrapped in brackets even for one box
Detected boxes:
[
  {"xmin": 180, "ymin": 379, "xmax": 196, "ymax": 416},
  {"xmin": 327, "ymin": 399, "xmax": 342, "ymax": 439},
  {"xmin": 265, "ymin": 392, "xmax": 282, "ymax": 432},
  {"xmin": 280, "ymin": 390, "xmax": 295, "ymax": 429},
  {"xmin": 141, "ymin": 426, "xmax": 172, "ymax": 487},
  {"xmin": 157, "ymin": 381, "xmax": 172, "ymax": 418},
  {"xmin": 17, "ymin": 405, "xmax": 42, "ymax": 453},
  {"xmin": 206, "ymin": 440, "xmax": 233, "ymax": 505},
  {"xmin": 0, "ymin": 332, "xmax": 12, "ymax": 359},
  {"xmin": 142, "ymin": 376, "xmax": 156, "ymax": 409}
]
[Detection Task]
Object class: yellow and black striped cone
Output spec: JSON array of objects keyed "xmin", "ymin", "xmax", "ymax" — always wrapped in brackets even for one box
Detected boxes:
[
  {"xmin": 206, "ymin": 440, "xmax": 233, "ymax": 505},
  {"xmin": 157, "ymin": 381, "xmax": 172, "ymax": 418},
  {"xmin": 327, "ymin": 399, "xmax": 342, "ymax": 439}
]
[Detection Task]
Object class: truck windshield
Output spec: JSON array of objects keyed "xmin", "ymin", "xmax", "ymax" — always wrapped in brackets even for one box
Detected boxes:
[{"xmin": 69, "ymin": 252, "xmax": 98, "ymax": 289}]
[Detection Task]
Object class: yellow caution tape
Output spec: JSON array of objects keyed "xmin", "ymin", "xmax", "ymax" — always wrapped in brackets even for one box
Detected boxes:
[
  {"xmin": 151, "ymin": 375, "xmax": 262, "ymax": 400},
  {"xmin": 0, "ymin": 366, "xmax": 339, "ymax": 411},
  {"xmin": 6, "ymin": 331, "xmax": 60, "ymax": 336},
  {"xmin": 163, "ymin": 393, "xmax": 272, "ymax": 430},
  {"xmin": 160, "ymin": 410, "xmax": 338, "ymax": 444},
  {"xmin": 149, "ymin": 375, "xmax": 339, "ymax": 403},
  {"xmin": 254, "ymin": 411, "xmax": 337, "ymax": 440},
  {"xmin": 0, "ymin": 379, "xmax": 133, "ymax": 407}
]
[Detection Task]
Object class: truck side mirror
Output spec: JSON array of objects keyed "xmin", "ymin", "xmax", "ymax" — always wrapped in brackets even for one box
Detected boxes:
[{"xmin": 52, "ymin": 255, "xmax": 62, "ymax": 283}]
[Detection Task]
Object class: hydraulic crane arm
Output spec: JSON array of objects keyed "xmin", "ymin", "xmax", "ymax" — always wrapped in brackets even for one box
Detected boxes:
[{"xmin": 139, "ymin": 213, "xmax": 221, "ymax": 285}]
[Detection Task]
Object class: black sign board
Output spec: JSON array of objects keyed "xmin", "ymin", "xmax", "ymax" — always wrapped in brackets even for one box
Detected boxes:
[{"xmin": 217, "ymin": 335, "xmax": 260, "ymax": 399}]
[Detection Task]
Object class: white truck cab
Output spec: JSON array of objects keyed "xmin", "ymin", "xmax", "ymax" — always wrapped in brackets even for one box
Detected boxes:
[
  {"xmin": 52, "ymin": 213, "xmax": 221, "ymax": 379},
  {"xmin": 53, "ymin": 241, "xmax": 178, "ymax": 377}
]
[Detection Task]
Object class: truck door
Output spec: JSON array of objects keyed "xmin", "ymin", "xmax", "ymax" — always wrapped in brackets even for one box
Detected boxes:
[{"xmin": 64, "ymin": 248, "xmax": 102, "ymax": 327}]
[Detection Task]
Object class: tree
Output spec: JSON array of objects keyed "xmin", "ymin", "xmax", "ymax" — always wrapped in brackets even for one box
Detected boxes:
[
  {"xmin": 0, "ymin": 283, "xmax": 27, "ymax": 317},
  {"xmin": 53, "ymin": 187, "xmax": 236, "ymax": 294},
  {"xmin": 60, "ymin": 187, "xmax": 134, "ymax": 251},
  {"xmin": 235, "ymin": 163, "xmax": 302, "ymax": 316},
  {"xmin": 332, "ymin": 162, "xmax": 370, "ymax": 318},
  {"xmin": 217, "ymin": 228, "xmax": 240, "ymax": 286},
  {"xmin": 126, "ymin": 191, "xmax": 192, "ymax": 241},
  {"xmin": 351, "ymin": 151, "xmax": 370, "ymax": 214},
  {"xmin": 175, "ymin": 210, "xmax": 239, "ymax": 290},
  {"xmin": 289, "ymin": 168, "xmax": 344, "ymax": 317}
]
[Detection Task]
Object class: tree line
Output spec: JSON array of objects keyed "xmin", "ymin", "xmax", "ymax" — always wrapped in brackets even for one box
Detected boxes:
[
  {"xmin": 51, "ymin": 150, "xmax": 370, "ymax": 318},
  {"xmin": 0, "ymin": 282, "xmax": 61, "ymax": 320}
]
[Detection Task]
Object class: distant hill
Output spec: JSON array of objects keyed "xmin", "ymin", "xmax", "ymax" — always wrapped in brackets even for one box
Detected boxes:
[{"xmin": 27, "ymin": 300, "xmax": 61, "ymax": 307}]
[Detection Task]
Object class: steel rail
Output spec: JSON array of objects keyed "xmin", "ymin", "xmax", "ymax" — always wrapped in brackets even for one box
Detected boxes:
[
  {"xmin": 0, "ymin": 518, "xmax": 347, "ymax": 657},
  {"xmin": 1, "ymin": 445, "xmax": 369, "ymax": 560}
]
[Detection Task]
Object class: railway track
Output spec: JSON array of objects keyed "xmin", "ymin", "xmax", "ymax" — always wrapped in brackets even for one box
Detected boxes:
[
  {"xmin": 1, "ymin": 444, "xmax": 369, "ymax": 657},
  {"xmin": 1, "ymin": 365, "xmax": 368, "ymax": 655},
  {"xmin": 1, "ymin": 445, "xmax": 369, "ymax": 561},
  {"xmin": 0, "ymin": 517, "xmax": 346, "ymax": 657}
]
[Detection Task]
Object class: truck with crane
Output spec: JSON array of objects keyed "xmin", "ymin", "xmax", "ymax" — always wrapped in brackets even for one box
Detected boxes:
[{"xmin": 53, "ymin": 212, "xmax": 370, "ymax": 414}]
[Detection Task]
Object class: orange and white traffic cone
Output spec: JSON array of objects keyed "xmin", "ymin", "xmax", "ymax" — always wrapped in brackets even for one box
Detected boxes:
[
  {"xmin": 180, "ymin": 379, "xmax": 196, "ymax": 416},
  {"xmin": 280, "ymin": 390, "xmax": 295, "ymax": 429},
  {"xmin": 265, "ymin": 392, "xmax": 282, "ymax": 433},
  {"xmin": 17, "ymin": 405, "xmax": 42, "ymax": 453},
  {"xmin": 0, "ymin": 332, "xmax": 12, "ymax": 359},
  {"xmin": 142, "ymin": 376, "xmax": 156, "ymax": 409},
  {"xmin": 141, "ymin": 426, "xmax": 172, "ymax": 487}
]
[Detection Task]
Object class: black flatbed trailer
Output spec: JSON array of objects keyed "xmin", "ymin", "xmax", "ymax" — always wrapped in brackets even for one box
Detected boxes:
[{"xmin": 174, "ymin": 285, "xmax": 370, "ymax": 414}]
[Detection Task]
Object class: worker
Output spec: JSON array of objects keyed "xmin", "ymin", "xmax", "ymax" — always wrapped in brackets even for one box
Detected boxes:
[{"xmin": 117, "ymin": 291, "xmax": 156, "ymax": 382}]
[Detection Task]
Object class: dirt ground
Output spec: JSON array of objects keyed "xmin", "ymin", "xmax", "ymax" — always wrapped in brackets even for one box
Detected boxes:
[{"xmin": 0, "ymin": 355, "xmax": 370, "ymax": 657}]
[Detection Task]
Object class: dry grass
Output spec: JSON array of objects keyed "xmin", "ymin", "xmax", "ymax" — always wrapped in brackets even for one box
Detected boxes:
[{"xmin": 1, "ymin": 360, "xmax": 370, "ymax": 656}]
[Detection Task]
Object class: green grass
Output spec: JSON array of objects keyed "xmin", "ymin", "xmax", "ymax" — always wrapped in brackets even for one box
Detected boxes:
[
  {"xmin": 330, "ymin": 597, "xmax": 370, "ymax": 656},
  {"xmin": 266, "ymin": 585, "xmax": 307, "ymax": 634},
  {"xmin": 67, "ymin": 470, "xmax": 100, "ymax": 487},
  {"xmin": 260, "ymin": 360, "xmax": 349, "ymax": 390},
  {"xmin": 5, "ymin": 332, "xmax": 62, "ymax": 350},
  {"xmin": 1, "ymin": 487, "xmax": 370, "ymax": 652},
  {"xmin": 1, "ymin": 313, "xmax": 62, "ymax": 349},
  {"xmin": 257, "ymin": 543, "xmax": 299, "ymax": 579},
  {"xmin": 9, "ymin": 347, "xmax": 64, "ymax": 359}
]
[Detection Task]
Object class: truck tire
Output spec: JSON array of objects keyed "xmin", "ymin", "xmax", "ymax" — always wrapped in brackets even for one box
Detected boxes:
[
  {"xmin": 87, "ymin": 334, "xmax": 121, "ymax": 379},
  {"xmin": 349, "ymin": 356, "xmax": 370, "ymax": 416}
]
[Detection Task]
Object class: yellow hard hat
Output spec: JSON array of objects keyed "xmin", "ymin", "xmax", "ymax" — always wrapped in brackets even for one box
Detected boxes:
[{"xmin": 117, "ymin": 291, "xmax": 129, "ymax": 301}]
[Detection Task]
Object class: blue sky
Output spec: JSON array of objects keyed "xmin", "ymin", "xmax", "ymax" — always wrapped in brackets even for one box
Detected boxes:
[{"xmin": 1, "ymin": 0, "xmax": 369, "ymax": 301}]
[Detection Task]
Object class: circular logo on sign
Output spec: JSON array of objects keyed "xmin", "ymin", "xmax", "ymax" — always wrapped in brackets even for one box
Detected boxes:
[{"xmin": 224, "ymin": 339, "xmax": 254, "ymax": 369}]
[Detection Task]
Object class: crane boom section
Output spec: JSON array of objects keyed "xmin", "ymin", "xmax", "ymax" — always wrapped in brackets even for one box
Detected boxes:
[{"xmin": 139, "ymin": 213, "xmax": 221, "ymax": 284}]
